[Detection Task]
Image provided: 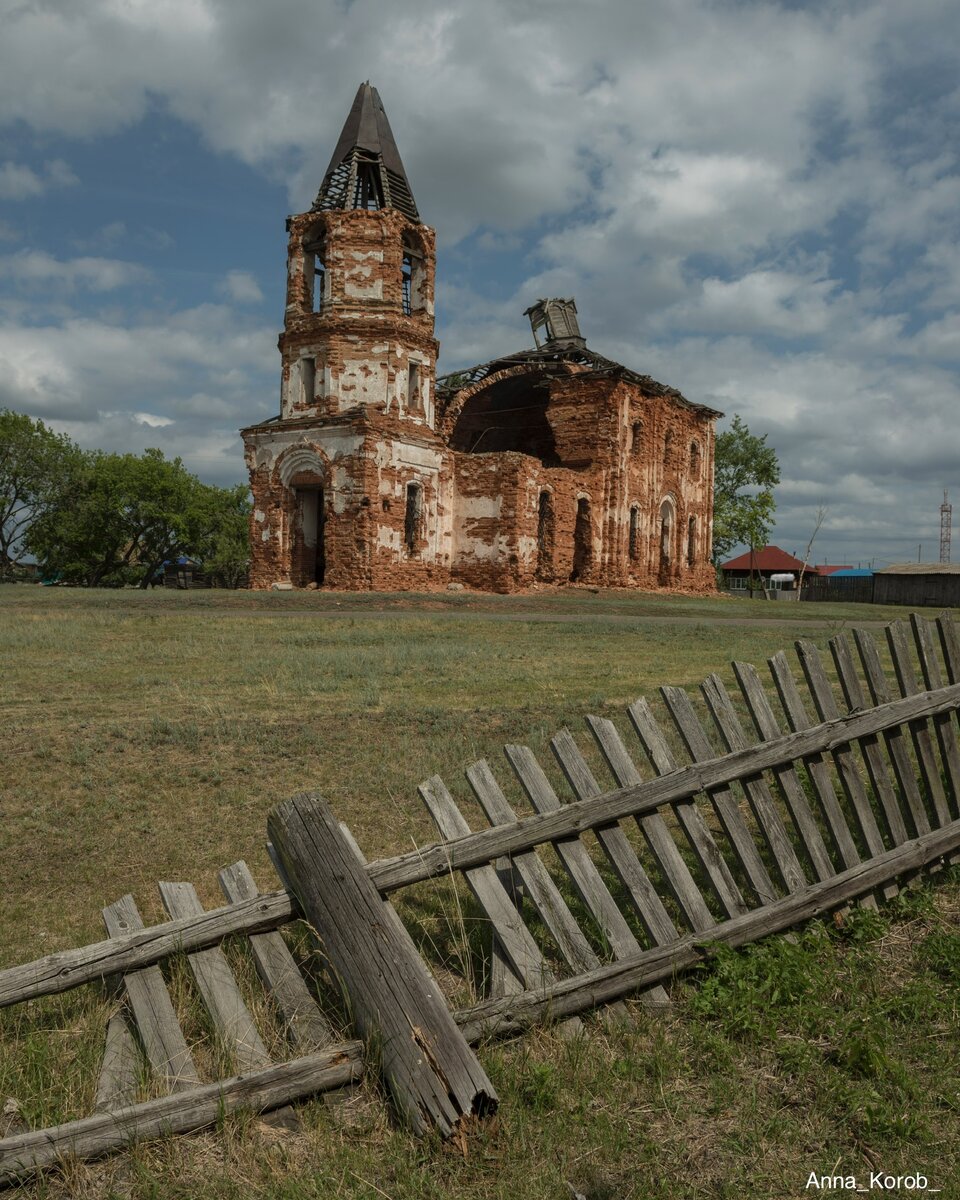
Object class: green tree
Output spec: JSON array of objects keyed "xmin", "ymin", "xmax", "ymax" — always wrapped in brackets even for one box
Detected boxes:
[
  {"xmin": 28, "ymin": 448, "xmax": 251, "ymax": 588},
  {"xmin": 197, "ymin": 483, "xmax": 251, "ymax": 588},
  {"xmin": 712, "ymin": 415, "xmax": 780, "ymax": 565},
  {"xmin": 0, "ymin": 409, "xmax": 83, "ymax": 578}
]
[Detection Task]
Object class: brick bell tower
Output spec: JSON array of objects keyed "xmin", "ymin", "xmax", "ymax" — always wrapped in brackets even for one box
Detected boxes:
[{"xmin": 242, "ymin": 83, "xmax": 444, "ymax": 590}]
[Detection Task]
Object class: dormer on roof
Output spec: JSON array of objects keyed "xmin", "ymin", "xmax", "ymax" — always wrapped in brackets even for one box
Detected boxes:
[{"xmin": 311, "ymin": 82, "xmax": 420, "ymax": 222}]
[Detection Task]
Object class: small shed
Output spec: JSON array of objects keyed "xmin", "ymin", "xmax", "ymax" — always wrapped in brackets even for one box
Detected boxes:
[
  {"xmin": 162, "ymin": 556, "xmax": 206, "ymax": 589},
  {"xmin": 874, "ymin": 563, "xmax": 960, "ymax": 608},
  {"xmin": 802, "ymin": 568, "xmax": 875, "ymax": 604}
]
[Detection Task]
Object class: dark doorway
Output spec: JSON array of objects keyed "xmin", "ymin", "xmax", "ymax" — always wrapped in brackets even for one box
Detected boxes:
[
  {"xmin": 570, "ymin": 498, "xmax": 592, "ymax": 581},
  {"xmin": 535, "ymin": 490, "xmax": 555, "ymax": 581},
  {"xmin": 295, "ymin": 488, "xmax": 325, "ymax": 585}
]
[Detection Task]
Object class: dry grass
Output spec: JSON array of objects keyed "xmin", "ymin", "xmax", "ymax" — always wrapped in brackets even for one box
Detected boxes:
[{"xmin": 1, "ymin": 585, "xmax": 958, "ymax": 1199}]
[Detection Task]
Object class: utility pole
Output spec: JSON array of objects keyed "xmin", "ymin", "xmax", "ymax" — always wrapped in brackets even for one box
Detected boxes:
[{"xmin": 940, "ymin": 489, "xmax": 952, "ymax": 563}]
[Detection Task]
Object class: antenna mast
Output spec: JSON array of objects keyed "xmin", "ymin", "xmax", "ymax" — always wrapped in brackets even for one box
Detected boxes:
[{"xmin": 940, "ymin": 489, "xmax": 952, "ymax": 563}]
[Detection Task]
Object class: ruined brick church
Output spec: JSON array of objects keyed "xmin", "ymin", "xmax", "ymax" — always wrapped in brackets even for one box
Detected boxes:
[{"xmin": 242, "ymin": 83, "xmax": 720, "ymax": 592}]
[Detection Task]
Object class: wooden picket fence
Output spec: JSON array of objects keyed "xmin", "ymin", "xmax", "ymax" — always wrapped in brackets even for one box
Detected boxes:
[{"xmin": 3, "ymin": 612, "xmax": 960, "ymax": 1181}]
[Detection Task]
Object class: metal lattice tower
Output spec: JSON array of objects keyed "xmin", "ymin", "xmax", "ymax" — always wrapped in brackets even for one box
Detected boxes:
[{"xmin": 941, "ymin": 489, "xmax": 952, "ymax": 563}]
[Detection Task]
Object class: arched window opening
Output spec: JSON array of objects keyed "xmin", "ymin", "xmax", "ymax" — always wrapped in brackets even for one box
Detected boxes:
[
  {"xmin": 663, "ymin": 430, "xmax": 673, "ymax": 468},
  {"xmin": 570, "ymin": 498, "xmax": 592, "ymax": 582},
  {"xmin": 690, "ymin": 441, "xmax": 701, "ymax": 476},
  {"xmin": 354, "ymin": 155, "xmax": 384, "ymax": 210},
  {"xmin": 536, "ymin": 490, "xmax": 555, "ymax": 581},
  {"xmin": 407, "ymin": 361, "xmax": 422, "ymax": 413},
  {"xmin": 301, "ymin": 356, "xmax": 316, "ymax": 406},
  {"xmin": 303, "ymin": 229, "xmax": 326, "ymax": 313},
  {"xmin": 631, "ymin": 421, "xmax": 642, "ymax": 457},
  {"xmin": 658, "ymin": 499, "xmax": 674, "ymax": 585},
  {"xmin": 629, "ymin": 506, "xmax": 640, "ymax": 561},
  {"xmin": 401, "ymin": 244, "xmax": 425, "ymax": 316},
  {"xmin": 404, "ymin": 483, "xmax": 423, "ymax": 557},
  {"xmin": 687, "ymin": 516, "xmax": 697, "ymax": 567}
]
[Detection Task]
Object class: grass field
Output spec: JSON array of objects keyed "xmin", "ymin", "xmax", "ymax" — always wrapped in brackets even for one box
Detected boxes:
[{"xmin": 2, "ymin": 586, "xmax": 959, "ymax": 1199}]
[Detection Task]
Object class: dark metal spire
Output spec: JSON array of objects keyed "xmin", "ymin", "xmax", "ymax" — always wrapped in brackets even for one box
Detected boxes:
[{"xmin": 311, "ymin": 82, "xmax": 420, "ymax": 222}]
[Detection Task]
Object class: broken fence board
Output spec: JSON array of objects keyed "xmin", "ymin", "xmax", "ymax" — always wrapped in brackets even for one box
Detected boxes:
[
  {"xmin": 0, "ymin": 1044, "xmax": 363, "ymax": 1186},
  {"xmin": 218, "ymin": 861, "xmax": 334, "ymax": 1054},
  {"xmin": 158, "ymin": 882, "xmax": 271, "ymax": 1074},
  {"xmin": 101, "ymin": 896, "xmax": 200, "ymax": 1092},
  {"xmin": 268, "ymin": 793, "xmax": 497, "ymax": 1139}
]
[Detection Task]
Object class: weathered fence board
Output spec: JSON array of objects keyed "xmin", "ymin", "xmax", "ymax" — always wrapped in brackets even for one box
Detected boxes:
[
  {"xmin": 93, "ymin": 1013, "xmax": 140, "ymax": 1113},
  {"xmin": 158, "ymin": 882, "xmax": 271, "ymax": 1074},
  {"xmin": 217, "ymin": 861, "xmax": 334, "ymax": 1053},
  {"xmin": 101, "ymin": 896, "xmax": 200, "ymax": 1091},
  {"xmin": 730, "ymin": 659, "xmax": 835, "ymax": 883},
  {"xmin": 0, "ymin": 1044, "xmax": 363, "ymax": 1185},
  {"xmin": 587, "ymin": 713, "xmax": 715, "ymax": 932},
  {"xmin": 268, "ymin": 793, "xmax": 497, "ymax": 1139}
]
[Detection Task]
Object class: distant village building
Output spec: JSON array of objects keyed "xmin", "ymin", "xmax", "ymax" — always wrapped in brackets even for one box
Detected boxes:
[
  {"xmin": 719, "ymin": 546, "xmax": 815, "ymax": 594},
  {"xmin": 242, "ymin": 84, "xmax": 720, "ymax": 592}
]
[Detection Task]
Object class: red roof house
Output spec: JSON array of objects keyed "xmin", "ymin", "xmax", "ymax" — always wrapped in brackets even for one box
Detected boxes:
[{"xmin": 720, "ymin": 546, "xmax": 818, "ymax": 593}]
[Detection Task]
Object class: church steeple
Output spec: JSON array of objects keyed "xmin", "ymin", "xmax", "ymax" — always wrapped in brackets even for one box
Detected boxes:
[{"xmin": 312, "ymin": 82, "xmax": 420, "ymax": 222}]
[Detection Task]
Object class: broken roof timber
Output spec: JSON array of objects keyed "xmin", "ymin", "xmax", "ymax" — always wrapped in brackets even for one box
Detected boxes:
[{"xmin": 436, "ymin": 344, "xmax": 722, "ymax": 419}]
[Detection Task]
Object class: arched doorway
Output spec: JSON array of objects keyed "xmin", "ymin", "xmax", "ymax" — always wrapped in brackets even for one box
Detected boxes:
[
  {"xmin": 280, "ymin": 449, "xmax": 327, "ymax": 588},
  {"xmin": 294, "ymin": 486, "xmax": 325, "ymax": 586},
  {"xmin": 658, "ymin": 498, "xmax": 675, "ymax": 585}
]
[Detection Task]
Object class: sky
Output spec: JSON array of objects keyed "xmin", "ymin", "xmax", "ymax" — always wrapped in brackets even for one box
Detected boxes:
[{"xmin": 1, "ymin": 0, "xmax": 959, "ymax": 569}]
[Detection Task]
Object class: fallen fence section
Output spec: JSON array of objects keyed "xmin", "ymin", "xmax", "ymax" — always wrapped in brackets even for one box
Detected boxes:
[{"xmin": 2, "ymin": 613, "xmax": 960, "ymax": 1182}]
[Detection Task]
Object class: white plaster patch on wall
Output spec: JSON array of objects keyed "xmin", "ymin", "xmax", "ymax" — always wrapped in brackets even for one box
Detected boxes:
[
  {"xmin": 254, "ymin": 509, "xmax": 265, "ymax": 523},
  {"xmin": 457, "ymin": 495, "xmax": 503, "ymax": 519},
  {"xmin": 394, "ymin": 444, "xmax": 442, "ymax": 469},
  {"xmin": 459, "ymin": 533, "xmax": 512, "ymax": 562},
  {"xmin": 342, "ymin": 359, "xmax": 387, "ymax": 399}
]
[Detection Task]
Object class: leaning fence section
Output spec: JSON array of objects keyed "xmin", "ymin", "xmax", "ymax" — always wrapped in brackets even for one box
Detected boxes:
[{"xmin": 3, "ymin": 612, "xmax": 960, "ymax": 1182}]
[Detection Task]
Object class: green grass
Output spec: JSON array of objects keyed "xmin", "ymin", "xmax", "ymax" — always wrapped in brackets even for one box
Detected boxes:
[{"xmin": 1, "ymin": 585, "xmax": 958, "ymax": 1198}]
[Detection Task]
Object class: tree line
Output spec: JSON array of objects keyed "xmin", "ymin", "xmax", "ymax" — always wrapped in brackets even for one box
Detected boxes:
[{"xmin": 0, "ymin": 410, "xmax": 250, "ymax": 587}]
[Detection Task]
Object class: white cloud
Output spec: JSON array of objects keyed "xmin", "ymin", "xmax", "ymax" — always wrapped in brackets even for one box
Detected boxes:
[
  {"xmin": 218, "ymin": 270, "xmax": 263, "ymax": 304},
  {"xmin": 0, "ymin": 0, "xmax": 957, "ymax": 561},
  {"xmin": 0, "ymin": 159, "xmax": 77, "ymax": 200},
  {"xmin": 0, "ymin": 251, "xmax": 149, "ymax": 292}
]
